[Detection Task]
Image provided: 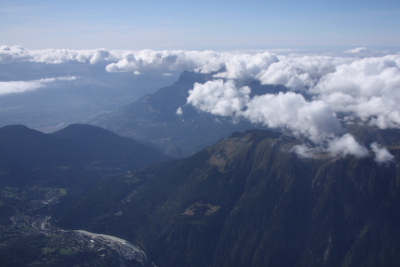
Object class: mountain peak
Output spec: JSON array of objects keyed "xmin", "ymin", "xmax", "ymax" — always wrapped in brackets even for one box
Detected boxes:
[
  {"xmin": 52, "ymin": 123, "xmax": 121, "ymax": 141},
  {"xmin": 0, "ymin": 124, "xmax": 39, "ymax": 135}
]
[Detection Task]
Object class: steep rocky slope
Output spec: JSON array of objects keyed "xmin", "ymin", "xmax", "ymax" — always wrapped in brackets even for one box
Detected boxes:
[{"xmin": 56, "ymin": 129, "xmax": 400, "ymax": 267}]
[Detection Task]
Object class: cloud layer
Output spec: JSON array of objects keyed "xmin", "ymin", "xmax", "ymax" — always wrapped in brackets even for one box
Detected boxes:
[
  {"xmin": 185, "ymin": 76, "xmax": 398, "ymax": 160},
  {"xmin": 1, "ymin": 45, "xmax": 398, "ymax": 161},
  {"xmin": 0, "ymin": 45, "xmax": 127, "ymax": 64}
]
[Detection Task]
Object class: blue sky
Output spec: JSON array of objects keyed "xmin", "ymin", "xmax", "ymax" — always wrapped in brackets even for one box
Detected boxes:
[{"xmin": 1, "ymin": 0, "xmax": 400, "ymax": 50}]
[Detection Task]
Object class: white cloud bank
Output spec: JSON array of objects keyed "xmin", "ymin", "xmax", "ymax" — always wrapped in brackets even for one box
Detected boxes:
[
  {"xmin": 1, "ymin": 45, "xmax": 399, "ymax": 161},
  {"xmin": 0, "ymin": 45, "xmax": 128, "ymax": 64},
  {"xmin": 0, "ymin": 77, "xmax": 76, "ymax": 95},
  {"xmin": 187, "ymin": 80, "xmax": 343, "ymax": 143},
  {"xmin": 180, "ymin": 53, "xmax": 400, "ymax": 160},
  {"xmin": 185, "ymin": 77, "xmax": 400, "ymax": 159}
]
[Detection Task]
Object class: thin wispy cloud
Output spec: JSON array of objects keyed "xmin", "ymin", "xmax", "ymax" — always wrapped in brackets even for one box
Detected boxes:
[{"xmin": 0, "ymin": 76, "xmax": 76, "ymax": 95}]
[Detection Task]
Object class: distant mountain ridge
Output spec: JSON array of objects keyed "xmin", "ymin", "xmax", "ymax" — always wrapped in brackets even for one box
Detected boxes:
[
  {"xmin": 89, "ymin": 71, "xmax": 289, "ymax": 157},
  {"xmin": 55, "ymin": 128, "xmax": 400, "ymax": 267},
  {"xmin": 0, "ymin": 123, "xmax": 171, "ymax": 187}
]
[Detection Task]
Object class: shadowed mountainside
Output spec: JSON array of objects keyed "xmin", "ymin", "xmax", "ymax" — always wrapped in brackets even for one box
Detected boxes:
[
  {"xmin": 0, "ymin": 123, "xmax": 171, "ymax": 187},
  {"xmin": 55, "ymin": 129, "xmax": 400, "ymax": 267}
]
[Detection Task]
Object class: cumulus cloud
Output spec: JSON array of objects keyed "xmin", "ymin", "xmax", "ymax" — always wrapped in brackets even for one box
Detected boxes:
[
  {"xmin": 370, "ymin": 142, "xmax": 394, "ymax": 164},
  {"xmin": 311, "ymin": 55, "xmax": 400, "ymax": 129},
  {"xmin": 176, "ymin": 107, "xmax": 183, "ymax": 115},
  {"xmin": 327, "ymin": 134, "xmax": 368, "ymax": 158},
  {"xmin": 185, "ymin": 79, "xmax": 370, "ymax": 158},
  {"xmin": 107, "ymin": 50, "xmax": 280, "ymax": 81},
  {"xmin": 187, "ymin": 80, "xmax": 250, "ymax": 117},
  {"xmin": 106, "ymin": 50, "xmax": 212, "ymax": 73},
  {"xmin": 212, "ymin": 52, "xmax": 279, "ymax": 80},
  {"xmin": 291, "ymin": 134, "xmax": 369, "ymax": 159},
  {"xmin": 89, "ymin": 49, "xmax": 111, "ymax": 64},
  {"xmin": 186, "ymin": 79, "xmax": 343, "ymax": 143},
  {"xmin": 185, "ymin": 79, "xmax": 378, "ymax": 158},
  {"xmin": 0, "ymin": 45, "xmax": 127, "ymax": 64},
  {"xmin": 0, "ymin": 76, "xmax": 76, "ymax": 95},
  {"xmin": 256, "ymin": 56, "xmax": 339, "ymax": 91},
  {"xmin": 243, "ymin": 92, "xmax": 343, "ymax": 143}
]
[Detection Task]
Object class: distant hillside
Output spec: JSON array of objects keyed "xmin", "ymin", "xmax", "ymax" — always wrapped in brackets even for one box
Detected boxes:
[
  {"xmin": 56, "ymin": 128, "xmax": 400, "ymax": 267},
  {"xmin": 89, "ymin": 71, "xmax": 288, "ymax": 157},
  {"xmin": 0, "ymin": 124, "xmax": 171, "ymax": 187}
]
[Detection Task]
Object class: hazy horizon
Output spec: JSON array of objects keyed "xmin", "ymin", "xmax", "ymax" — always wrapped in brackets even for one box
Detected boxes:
[{"xmin": 1, "ymin": 0, "xmax": 400, "ymax": 50}]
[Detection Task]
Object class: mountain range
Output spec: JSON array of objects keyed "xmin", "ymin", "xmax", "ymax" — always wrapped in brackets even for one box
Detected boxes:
[
  {"xmin": 89, "ymin": 71, "xmax": 289, "ymax": 157},
  {"xmin": 0, "ymin": 123, "xmax": 171, "ymax": 189},
  {"xmin": 1, "ymin": 69, "xmax": 400, "ymax": 267},
  {"xmin": 55, "ymin": 128, "xmax": 400, "ymax": 267}
]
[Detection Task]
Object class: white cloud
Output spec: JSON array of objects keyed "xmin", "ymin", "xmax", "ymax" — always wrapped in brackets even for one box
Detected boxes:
[
  {"xmin": 187, "ymin": 80, "xmax": 250, "ymax": 117},
  {"xmin": 176, "ymin": 107, "xmax": 183, "ymax": 115},
  {"xmin": 291, "ymin": 145, "xmax": 320, "ymax": 158},
  {"xmin": 327, "ymin": 134, "xmax": 368, "ymax": 158},
  {"xmin": 370, "ymin": 142, "xmax": 394, "ymax": 164},
  {"xmin": 256, "ymin": 56, "xmax": 338, "ymax": 91},
  {"xmin": 345, "ymin": 47, "xmax": 370, "ymax": 54},
  {"xmin": 0, "ymin": 76, "xmax": 76, "ymax": 95},
  {"xmin": 212, "ymin": 52, "xmax": 279, "ymax": 80},
  {"xmin": 187, "ymin": 79, "xmax": 342, "ymax": 143},
  {"xmin": 0, "ymin": 45, "xmax": 128, "ymax": 64},
  {"xmin": 185, "ymin": 78, "xmax": 374, "ymax": 158},
  {"xmin": 243, "ymin": 92, "xmax": 342, "ymax": 143},
  {"xmin": 311, "ymin": 55, "xmax": 400, "ymax": 129},
  {"xmin": 292, "ymin": 134, "xmax": 372, "ymax": 159},
  {"xmin": 89, "ymin": 49, "xmax": 111, "ymax": 64},
  {"xmin": 105, "ymin": 50, "xmax": 223, "ymax": 73}
]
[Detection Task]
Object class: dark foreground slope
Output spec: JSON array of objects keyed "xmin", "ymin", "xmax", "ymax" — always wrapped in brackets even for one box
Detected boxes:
[
  {"xmin": 56, "ymin": 129, "xmax": 400, "ymax": 267},
  {"xmin": 0, "ymin": 124, "xmax": 171, "ymax": 266},
  {"xmin": 90, "ymin": 71, "xmax": 287, "ymax": 157}
]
